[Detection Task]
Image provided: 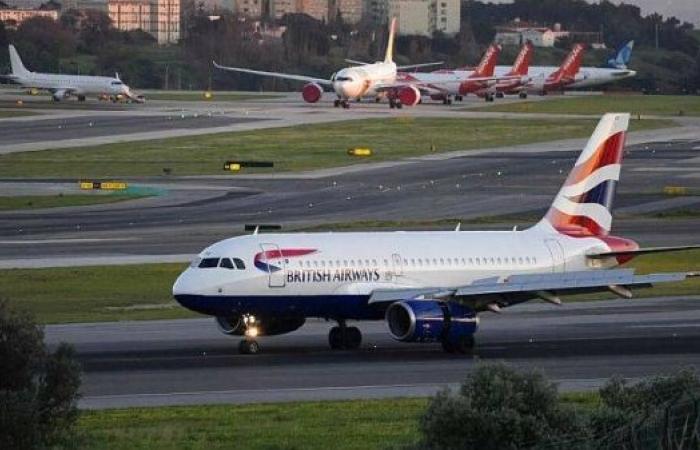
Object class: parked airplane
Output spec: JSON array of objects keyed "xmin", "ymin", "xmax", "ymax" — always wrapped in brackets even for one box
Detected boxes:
[
  {"xmin": 173, "ymin": 113, "xmax": 699, "ymax": 355},
  {"xmin": 525, "ymin": 43, "xmax": 587, "ymax": 95},
  {"xmin": 214, "ymin": 18, "xmax": 443, "ymax": 109},
  {"xmin": 2, "ymin": 45, "xmax": 142, "ymax": 103},
  {"xmin": 462, "ymin": 42, "xmax": 533, "ymax": 101},
  {"xmin": 607, "ymin": 40, "xmax": 634, "ymax": 69}
]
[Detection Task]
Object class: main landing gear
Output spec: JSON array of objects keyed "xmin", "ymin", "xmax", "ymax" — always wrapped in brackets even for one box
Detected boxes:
[
  {"xmin": 238, "ymin": 314, "xmax": 261, "ymax": 355},
  {"xmin": 441, "ymin": 335, "xmax": 475, "ymax": 354},
  {"xmin": 334, "ymin": 99, "xmax": 350, "ymax": 109},
  {"xmin": 328, "ymin": 320, "xmax": 362, "ymax": 350},
  {"xmin": 388, "ymin": 98, "xmax": 403, "ymax": 109}
]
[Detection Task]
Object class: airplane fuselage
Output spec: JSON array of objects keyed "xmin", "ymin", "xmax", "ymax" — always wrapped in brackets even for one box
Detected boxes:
[
  {"xmin": 173, "ymin": 226, "xmax": 619, "ymax": 320},
  {"xmin": 332, "ymin": 61, "xmax": 398, "ymax": 99}
]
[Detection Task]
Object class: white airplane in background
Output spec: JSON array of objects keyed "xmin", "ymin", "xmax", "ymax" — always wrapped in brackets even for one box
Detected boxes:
[
  {"xmin": 214, "ymin": 18, "xmax": 447, "ymax": 109},
  {"xmin": 3, "ymin": 45, "xmax": 143, "ymax": 103},
  {"xmin": 173, "ymin": 113, "xmax": 699, "ymax": 355}
]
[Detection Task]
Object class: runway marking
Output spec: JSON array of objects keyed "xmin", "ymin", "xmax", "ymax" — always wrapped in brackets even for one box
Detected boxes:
[
  {"xmin": 627, "ymin": 323, "xmax": 700, "ymax": 329},
  {"xmin": 0, "ymin": 238, "xmax": 138, "ymax": 245}
]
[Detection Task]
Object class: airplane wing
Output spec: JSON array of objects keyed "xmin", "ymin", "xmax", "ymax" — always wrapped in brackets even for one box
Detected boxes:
[
  {"xmin": 213, "ymin": 61, "xmax": 333, "ymax": 86},
  {"xmin": 587, "ymin": 245, "xmax": 700, "ymax": 259},
  {"xmin": 369, "ymin": 269, "xmax": 697, "ymax": 310}
]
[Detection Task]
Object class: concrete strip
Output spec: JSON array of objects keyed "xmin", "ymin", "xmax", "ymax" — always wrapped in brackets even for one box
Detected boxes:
[{"xmin": 0, "ymin": 254, "xmax": 194, "ymax": 269}]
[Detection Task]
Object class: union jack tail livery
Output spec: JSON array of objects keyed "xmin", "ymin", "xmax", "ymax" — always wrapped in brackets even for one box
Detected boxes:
[{"xmin": 541, "ymin": 113, "xmax": 629, "ymax": 236}]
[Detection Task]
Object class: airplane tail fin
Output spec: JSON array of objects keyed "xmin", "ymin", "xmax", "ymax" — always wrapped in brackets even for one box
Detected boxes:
[
  {"xmin": 472, "ymin": 44, "xmax": 501, "ymax": 77},
  {"xmin": 384, "ymin": 17, "xmax": 397, "ymax": 63},
  {"xmin": 550, "ymin": 43, "xmax": 585, "ymax": 82},
  {"xmin": 538, "ymin": 113, "xmax": 630, "ymax": 236},
  {"xmin": 9, "ymin": 45, "xmax": 29, "ymax": 76},
  {"xmin": 607, "ymin": 40, "xmax": 634, "ymax": 69},
  {"xmin": 507, "ymin": 42, "xmax": 533, "ymax": 76}
]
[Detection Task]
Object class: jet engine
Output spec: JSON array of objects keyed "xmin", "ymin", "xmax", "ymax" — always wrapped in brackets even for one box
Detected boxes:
[
  {"xmin": 215, "ymin": 315, "xmax": 305, "ymax": 336},
  {"xmin": 397, "ymin": 86, "xmax": 421, "ymax": 107},
  {"xmin": 302, "ymin": 82, "xmax": 323, "ymax": 103},
  {"xmin": 385, "ymin": 300, "xmax": 477, "ymax": 346}
]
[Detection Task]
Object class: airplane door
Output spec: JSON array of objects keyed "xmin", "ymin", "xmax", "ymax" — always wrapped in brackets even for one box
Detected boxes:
[
  {"xmin": 392, "ymin": 253, "xmax": 404, "ymax": 277},
  {"xmin": 544, "ymin": 239, "xmax": 566, "ymax": 273},
  {"xmin": 259, "ymin": 243, "xmax": 286, "ymax": 288}
]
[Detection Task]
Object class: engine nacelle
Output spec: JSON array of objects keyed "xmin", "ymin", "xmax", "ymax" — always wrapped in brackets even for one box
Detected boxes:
[
  {"xmin": 301, "ymin": 82, "xmax": 323, "ymax": 103},
  {"xmin": 385, "ymin": 300, "xmax": 477, "ymax": 343},
  {"xmin": 216, "ymin": 315, "xmax": 305, "ymax": 336},
  {"xmin": 397, "ymin": 86, "xmax": 421, "ymax": 107}
]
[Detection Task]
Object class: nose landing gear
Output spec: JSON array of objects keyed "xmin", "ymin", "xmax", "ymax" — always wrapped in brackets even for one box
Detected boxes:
[
  {"xmin": 238, "ymin": 314, "xmax": 261, "ymax": 355},
  {"xmin": 328, "ymin": 320, "xmax": 362, "ymax": 350}
]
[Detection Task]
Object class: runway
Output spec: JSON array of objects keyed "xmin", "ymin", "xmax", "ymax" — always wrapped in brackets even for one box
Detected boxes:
[{"xmin": 43, "ymin": 296, "xmax": 700, "ymax": 409}]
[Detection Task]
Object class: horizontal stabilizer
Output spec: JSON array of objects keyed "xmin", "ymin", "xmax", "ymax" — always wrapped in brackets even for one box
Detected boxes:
[{"xmin": 588, "ymin": 245, "xmax": 700, "ymax": 259}]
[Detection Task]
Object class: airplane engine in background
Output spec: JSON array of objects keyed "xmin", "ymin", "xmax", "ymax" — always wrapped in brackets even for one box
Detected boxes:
[
  {"xmin": 302, "ymin": 82, "xmax": 323, "ymax": 103},
  {"xmin": 215, "ymin": 315, "xmax": 306, "ymax": 336},
  {"xmin": 397, "ymin": 86, "xmax": 421, "ymax": 107},
  {"xmin": 385, "ymin": 300, "xmax": 478, "ymax": 353}
]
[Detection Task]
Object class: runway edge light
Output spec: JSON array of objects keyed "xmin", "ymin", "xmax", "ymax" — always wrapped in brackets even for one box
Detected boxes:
[
  {"xmin": 347, "ymin": 148, "xmax": 373, "ymax": 157},
  {"xmin": 224, "ymin": 161, "xmax": 274, "ymax": 172},
  {"xmin": 78, "ymin": 180, "xmax": 128, "ymax": 190}
]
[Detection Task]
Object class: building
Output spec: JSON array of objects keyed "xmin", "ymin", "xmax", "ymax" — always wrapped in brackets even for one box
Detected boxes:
[
  {"xmin": 270, "ymin": 0, "xmax": 296, "ymax": 19},
  {"xmin": 237, "ymin": 0, "xmax": 263, "ymax": 17},
  {"xmin": 330, "ymin": 0, "xmax": 361, "ymax": 24},
  {"xmin": 0, "ymin": 8, "xmax": 58, "ymax": 28},
  {"xmin": 494, "ymin": 21, "xmax": 570, "ymax": 48},
  {"xmin": 368, "ymin": 0, "xmax": 459, "ymax": 37},
  {"xmin": 107, "ymin": 0, "xmax": 180, "ymax": 44},
  {"xmin": 299, "ymin": 0, "xmax": 326, "ymax": 21}
]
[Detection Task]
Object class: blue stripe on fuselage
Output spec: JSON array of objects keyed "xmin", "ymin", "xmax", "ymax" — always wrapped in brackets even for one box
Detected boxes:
[{"xmin": 174, "ymin": 294, "xmax": 383, "ymax": 320}]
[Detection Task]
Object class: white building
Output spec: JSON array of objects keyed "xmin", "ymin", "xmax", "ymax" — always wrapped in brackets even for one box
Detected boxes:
[
  {"xmin": 368, "ymin": 0, "xmax": 459, "ymax": 37},
  {"xmin": 494, "ymin": 23, "xmax": 569, "ymax": 48},
  {"xmin": 0, "ymin": 8, "xmax": 57, "ymax": 28},
  {"xmin": 108, "ymin": 0, "xmax": 180, "ymax": 44}
]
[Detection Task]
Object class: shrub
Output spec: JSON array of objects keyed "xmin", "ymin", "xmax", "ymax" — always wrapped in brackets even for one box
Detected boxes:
[
  {"xmin": 0, "ymin": 300, "xmax": 81, "ymax": 449},
  {"xmin": 411, "ymin": 363, "xmax": 586, "ymax": 450}
]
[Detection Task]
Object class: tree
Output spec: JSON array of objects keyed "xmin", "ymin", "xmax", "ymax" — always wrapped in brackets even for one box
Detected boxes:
[
  {"xmin": 13, "ymin": 17, "xmax": 76, "ymax": 72},
  {"xmin": 411, "ymin": 364, "xmax": 585, "ymax": 450},
  {"xmin": 0, "ymin": 300, "xmax": 81, "ymax": 449}
]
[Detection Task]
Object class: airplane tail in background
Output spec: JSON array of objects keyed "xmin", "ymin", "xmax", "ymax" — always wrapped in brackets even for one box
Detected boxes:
[
  {"xmin": 539, "ymin": 113, "xmax": 630, "ymax": 236},
  {"xmin": 9, "ymin": 45, "xmax": 29, "ymax": 76},
  {"xmin": 550, "ymin": 43, "xmax": 586, "ymax": 83},
  {"xmin": 384, "ymin": 17, "xmax": 397, "ymax": 63},
  {"xmin": 607, "ymin": 40, "xmax": 634, "ymax": 69},
  {"xmin": 507, "ymin": 42, "xmax": 533, "ymax": 76},
  {"xmin": 472, "ymin": 44, "xmax": 501, "ymax": 77}
]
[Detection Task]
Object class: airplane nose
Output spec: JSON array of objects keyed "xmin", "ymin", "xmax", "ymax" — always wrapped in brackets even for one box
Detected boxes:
[{"xmin": 172, "ymin": 269, "xmax": 196, "ymax": 297}]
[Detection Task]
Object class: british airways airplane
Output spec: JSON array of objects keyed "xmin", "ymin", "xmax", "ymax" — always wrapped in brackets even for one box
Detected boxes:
[{"xmin": 173, "ymin": 113, "xmax": 699, "ymax": 354}]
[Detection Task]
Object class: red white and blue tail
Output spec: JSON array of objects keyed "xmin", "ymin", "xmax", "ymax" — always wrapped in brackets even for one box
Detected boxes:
[{"xmin": 539, "ymin": 113, "xmax": 629, "ymax": 236}]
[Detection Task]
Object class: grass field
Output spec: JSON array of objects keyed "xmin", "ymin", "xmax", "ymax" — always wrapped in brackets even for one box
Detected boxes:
[
  {"xmin": 474, "ymin": 95, "xmax": 700, "ymax": 117},
  {"xmin": 2, "ymin": 250, "xmax": 698, "ymax": 324},
  {"xmin": 76, "ymin": 393, "xmax": 597, "ymax": 449},
  {"xmin": 0, "ymin": 117, "xmax": 671, "ymax": 178},
  {"xmin": 144, "ymin": 91, "xmax": 282, "ymax": 102},
  {"xmin": 0, "ymin": 193, "xmax": 147, "ymax": 211},
  {"xmin": 0, "ymin": 109, "xmax": 39, "ymax": 118}
]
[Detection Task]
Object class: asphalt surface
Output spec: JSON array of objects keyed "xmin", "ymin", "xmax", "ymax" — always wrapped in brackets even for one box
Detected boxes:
[
  {"xmin": 0, "ymin": 114, "xmax": 263, "ymax": 145},
  {"xmin": 43, "ymin": 296, "xmax": 700, "ymax": 409},
  {"xmin": 1, "ymin": 139, "xmax": 699, "ymax": 263}
]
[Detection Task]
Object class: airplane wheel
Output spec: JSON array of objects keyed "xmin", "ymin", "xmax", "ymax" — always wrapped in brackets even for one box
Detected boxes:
[
  {"xmin": 519, "ymin": 92, "xmax": 528, "ymax": 99},
  {"xmin": 495, "ymin": 92, "xmax": 504, "ymax": 99},
  {"xmin": 78, "ymin": 95, "xmax": 86, "ymax": 102},
  {"xmin": 375, "ymin": 97, "xmax": 381, "ymax": 103},
  {"xmin": 389, "ymin": 99, "xmax": 396, "ymax": 109},
  {"xmin": 455, "ymin": 95, "xmax": 463, "ymax": 101},
  {"xmin": 329, "ymin": 326, "xmax": 343, "ymax": 349},
  {"xmin": 328, "ymin": 326, "xmax": 362, "ymax": 350},
  {"xmin": 334, "ymin": 99, "xmax": 340, "ymax": 108},
  {"xmin": 238, "ymin": 339, "xmax": 260, "ymax": 355},
  {"xmin": 341, "ymin": 101, "xmax": 350, "ymax": 109},
  {"xmin": 447, "ymin": 98, "xmax": 453, "ymax": 105},
  {"xmin": 396, "ymin": 102, "xmax": 403, "ymax": 109}
]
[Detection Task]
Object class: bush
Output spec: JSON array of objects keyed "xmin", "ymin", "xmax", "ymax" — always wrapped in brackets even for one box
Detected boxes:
[
  {"xmin": 0, "ymin": 300, "xmax": 81, "ymax": 449},
  {"xmin": 410, "ymin": 363, "xmax": 586, "ymax": 450}
]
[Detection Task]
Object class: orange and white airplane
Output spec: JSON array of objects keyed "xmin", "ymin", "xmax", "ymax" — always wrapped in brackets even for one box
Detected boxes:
[
  {"xmin": 214, "ymin": 18, "xmax": 445, "ymax": 109},
  {"xmin": 173, "ymin": 113, "xmax": 699, "ymax": 354},
  {"xmin": 466, "ymin": 42, "xmax": 534, "ymax": 101}
]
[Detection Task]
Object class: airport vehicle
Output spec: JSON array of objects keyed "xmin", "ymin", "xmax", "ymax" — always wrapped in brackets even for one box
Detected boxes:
[
  {"xmin": 2, "ymin": 45, "xmax": 143, "ymax": 103},
  {"xmin": 173, "ymin": 113, "xmax": 699, "ymax": 355},
  {"xmin": 214, "ymin": 18, "xmax": 442, "ymax": 109}
]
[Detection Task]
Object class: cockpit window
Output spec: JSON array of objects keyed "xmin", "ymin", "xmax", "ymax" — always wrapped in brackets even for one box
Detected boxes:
[
  {"xmin": 335, "ymin": 76, "xmax": 353, "ymax": 82},
  {"xmin": 233, "ymin": 258, "xmax": 246, "ymax": 270},
  {"xmin": 111, "ymin": 81, "xmax": 123, "ymax": 85},
  {"xmin": 198, "ymin": 257, "xmax": 220, "ymax": 268},
  {"xmin": 219, "ymin": 258, "xmax": 234, "ymax": 269}
]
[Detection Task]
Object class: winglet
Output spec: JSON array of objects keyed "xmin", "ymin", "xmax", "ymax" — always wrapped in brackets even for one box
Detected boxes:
[{"xmin": 385, "ymin": 17, "xmax": 397, "ymax": 63}]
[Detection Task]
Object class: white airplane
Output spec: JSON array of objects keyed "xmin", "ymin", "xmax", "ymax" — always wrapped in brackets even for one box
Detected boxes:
[
  {"xmin": 3, "ymin": 45, "xmax": 143, "ymax": 103},
  {"xmin": 214, "ymin": 18, "xmax": 446, "ymax": 109},
  {"xmin": 173, "ymin": 113, "xmax": 699, "ymax": 355}
]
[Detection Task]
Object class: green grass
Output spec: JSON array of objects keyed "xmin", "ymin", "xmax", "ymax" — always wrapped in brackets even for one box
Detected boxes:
[
  {"xmin": 144, "ymin": 91, "xmax": 282, "ymax": 102},
  {"xmin": 0, "ymin": 263, "xmax": 192, "ymax": 324},
  {"xmin": 0, "ymin": 193, "xmax": 148, "ymax": 211},
  {"xmin": 0, "ymin": 109, "xmax": 38, "ymax": 118},
  {"xmin": 474, "ymin": 95, "xmax": 700, "ymax": 117},
  {"xmin": 74, "ymin": 393, "xmax": 600, "ymax": 449},
  {"xmin": 76, "ymin": 398, "xmax": 426, "ymax": 450},
  {"xmin": 0, "ymin": 117, "xmax": 672, "ymax": 178},
  {"xmin": 2, "ymin": 248, "xmax": 698, "ymax": 324}
]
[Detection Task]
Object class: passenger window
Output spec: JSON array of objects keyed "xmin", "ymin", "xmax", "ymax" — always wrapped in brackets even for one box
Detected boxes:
[
  {"xmin": 432, "ymin": 258, "xmax": 437, "ymax": 265},
  {"xmin": 233, "ymin": 258, "xmax": 246, "ymax": 270},
  {"xmin": 372, "ymin": 259, "xmax": 377, "ymax": 266},
  {"xmin": 497, "ymin": 257, "xmax": 501, "ymax": 265},
  {"xmin": 198, "ymin": 258, "xmax": 219, "ymax": 268},
  {"xmin": 383, "ymin": 259, "xmax": 389, "ymax": 266},
  {"xmin": 220, "ymin": 258, "xmax": 234, "ymax": 269},
  {"xmin": 468, "ymin": 258, "xmax": 473, "ymax": 265}
]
